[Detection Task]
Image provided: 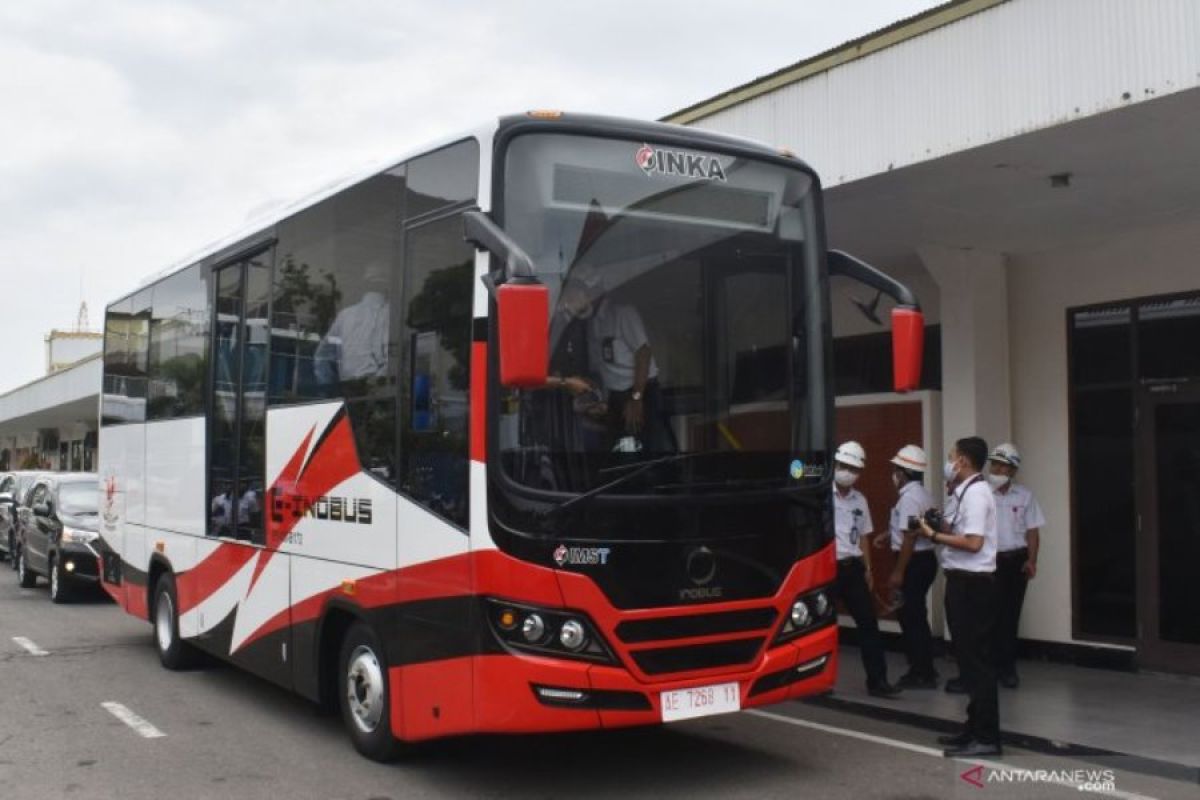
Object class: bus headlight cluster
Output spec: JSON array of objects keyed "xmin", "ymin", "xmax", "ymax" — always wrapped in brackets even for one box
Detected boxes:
[
  {"xmin": 486, "ymin": 599, "xmax": 614, "ymax": 663},
  {"xmin": 775, "ymin": 586, "xmax": 836, "ymax": 645}
]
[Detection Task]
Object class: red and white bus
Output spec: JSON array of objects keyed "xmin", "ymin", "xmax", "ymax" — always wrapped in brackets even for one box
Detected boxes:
[{"xmin": 98, "ymin": 112, "xmax": 923, "ymax": 760}]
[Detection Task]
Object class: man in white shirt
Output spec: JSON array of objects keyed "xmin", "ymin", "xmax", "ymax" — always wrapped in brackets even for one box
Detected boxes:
[
  {"xmin": 559, "ymin": 276, "xmax": 667, "ymax": 452},
  {"xmin": 313, "ymin": 260, "xmax": 390, "ymax": 389},
  {"xmin": 882, "ymin": 445, "xmax": 939, "ymax": 689},
  {"xmin": 987, "ymin": 443, "xmax": 1046, "ymax": 689},
  {"xmin": 832, "ymin": 441, "xmax": 900, "ymax": 699},
  {"xmin": 917, "ymin": 436, "xmax": 1000, "ymax": 757}
]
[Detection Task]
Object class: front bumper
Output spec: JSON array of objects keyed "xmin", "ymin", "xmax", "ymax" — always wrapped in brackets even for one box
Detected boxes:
[
  {"xmin": 468, "ymin": 622, "xmax": 836, "ymax": 735},
  {"xmin": 56, "ymin": 543, "xmax": 100, "ymax": 582}
]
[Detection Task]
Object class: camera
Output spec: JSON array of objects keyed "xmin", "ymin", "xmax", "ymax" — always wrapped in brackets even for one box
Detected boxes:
[
  {"xmin": 923, "ymin": 508, "xmax": 945, "ymax": 532},
  {"xmin": 906, "ymin": 515, "xmax": 921, "ymax": 532}
]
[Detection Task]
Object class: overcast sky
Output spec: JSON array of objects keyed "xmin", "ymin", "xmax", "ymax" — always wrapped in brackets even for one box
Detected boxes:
[{"xmin": 0, "ymin": 0, "xmax": 941, "ymax": 394}]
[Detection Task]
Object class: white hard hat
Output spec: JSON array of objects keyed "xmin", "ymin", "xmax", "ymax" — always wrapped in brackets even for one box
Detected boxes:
[
  {"xmin": 989, "ymin": 443, "xmax": 1021, "ymax": 468},
  {"xmin": 834, "ymin": 441, "xmax": 866, "ymax": 469},
  {"xmin": 890, "ymin": 444, "xmax": 927, "ymax": 473}
]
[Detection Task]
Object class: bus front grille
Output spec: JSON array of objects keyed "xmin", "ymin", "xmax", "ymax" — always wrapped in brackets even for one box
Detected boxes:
[
  {"xmin": 614, "ymin": 608, "xmax": 777, "ymax": 644},
  {"xmin": 628, "ymin": 637, "xmax": 765, "ymax": 676}
]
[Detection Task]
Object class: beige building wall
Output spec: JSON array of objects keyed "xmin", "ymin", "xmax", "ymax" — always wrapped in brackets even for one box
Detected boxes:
[{"xmin": 1008, "ymin": 211, "xmax": 1200, "ymax": 646}]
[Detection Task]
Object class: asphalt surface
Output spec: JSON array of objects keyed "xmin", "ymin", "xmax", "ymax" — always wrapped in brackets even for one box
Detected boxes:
[{"xmin": 0, "ymin": 562, "xmax": 1193, "ymax": 800}]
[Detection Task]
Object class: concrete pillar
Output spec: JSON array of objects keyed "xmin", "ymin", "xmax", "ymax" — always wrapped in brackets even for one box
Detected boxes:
[{"xmin": 918, "ymin": 244, "xmax": 1011, "ymax": 453}]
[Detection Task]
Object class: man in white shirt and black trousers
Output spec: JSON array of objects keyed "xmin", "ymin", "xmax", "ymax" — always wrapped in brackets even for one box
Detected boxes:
[
  {"xmin": 987, "ymin": 443, "xmax": 1045, "ymax": 689},
  {"xmin": 832, "ymin": 441, "xmax": 901, "ymax": 699},
  {"xmin": 917, "ymin": 436, "xmax": 1001, "ymax": 757}
]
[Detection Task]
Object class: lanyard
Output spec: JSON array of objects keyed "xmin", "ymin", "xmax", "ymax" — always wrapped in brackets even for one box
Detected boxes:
[{"xmin": 947, "ymin": 474, "xmax": 984, "ymax": 530}]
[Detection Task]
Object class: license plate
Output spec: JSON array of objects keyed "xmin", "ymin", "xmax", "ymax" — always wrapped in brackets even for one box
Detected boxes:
[{"xmin": 660, "ymin": 682, "xmax": 741, "ymax": 722}]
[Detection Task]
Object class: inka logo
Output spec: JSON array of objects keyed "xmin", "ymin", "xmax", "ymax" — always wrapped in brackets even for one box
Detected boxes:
[
  {"xmin": 270, "ymin": 488, "xmax": 372, "ymax": 525},
  {"xmin": 635, "ymin": 144, "xmax": 727, "ymax": 181},
  {"xmin": 102, "ymin": 474, "xmax": 119, "ymax": 531}
]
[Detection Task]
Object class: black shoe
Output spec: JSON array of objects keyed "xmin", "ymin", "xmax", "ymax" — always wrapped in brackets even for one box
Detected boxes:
[
  {"xmin": 998, "ymin": 672, "xmax": 1019, "ymax": 689},
  {"xmin": 867, "ymin": 682, "xmax": 902, "ymax": 699},
  {"xmin": 937, "ymin": 731, "xmax": 972, "ymax": 747},
  {"xmin": 897, "ymin": 672, "xmax": 939, "ymax": 690},
  {"xmin": 944, "ymin": 677, "xmax": 967, "ymax": 694},
  {"xmin": 943, "ymin": 739, "xmax": 1003, "ymax": 758}
]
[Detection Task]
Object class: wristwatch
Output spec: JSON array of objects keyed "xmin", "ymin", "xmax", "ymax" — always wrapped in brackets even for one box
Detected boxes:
[{"xmin": 631, "ymin": 390, "xmax": 643, "ymax": 401}]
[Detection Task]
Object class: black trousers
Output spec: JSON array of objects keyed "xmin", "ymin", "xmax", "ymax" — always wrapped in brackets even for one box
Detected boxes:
[
  {"xmin": 835, "ymin": 557, "xmax": 888, "ymax": 689},
  {"xmin": 994, "ymin": 548, "xmax": 1029, "ymax": 676},
  {"xmin": 897, "ymin": 550, "xmax": 939, "ymax": 679},
  {"xmin": 944, "ymin": 570, "xmax": 999, "ymax": 744}
]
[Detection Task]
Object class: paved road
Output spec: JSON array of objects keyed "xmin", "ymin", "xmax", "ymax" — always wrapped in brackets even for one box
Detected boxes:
[{"xmin": 0, "ymin": 568, "xmax": 1191, "ymax": 800}]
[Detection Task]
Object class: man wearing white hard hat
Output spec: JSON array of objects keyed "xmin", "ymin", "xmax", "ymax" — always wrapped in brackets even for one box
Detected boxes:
[
  {"xmin": 987, "ymin": 443, "xmax": 1045, "ymax": 689},
  {"xmin": 882, "ymin": 444, "xmax": 939, "ymax": 689},
  {"xmin": 832, "ymin": 441, "xmax": 900, "ymax": 698}
]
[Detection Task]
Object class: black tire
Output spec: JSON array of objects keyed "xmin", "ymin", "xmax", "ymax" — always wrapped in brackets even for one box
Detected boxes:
[
  {"xmin": 152, "ymin": 573, "xmax": 201, "ymax": 670},
  {"xmin": 338, "ymin": 621, "xmax": 404, "ymax": 762},
  {"xmin": 49, "ymin": 554, "xmax": 70, "ymax": 604},
  {"xmin": 17, "ymin": 549, "xmax": 37, "ymax": 588}
]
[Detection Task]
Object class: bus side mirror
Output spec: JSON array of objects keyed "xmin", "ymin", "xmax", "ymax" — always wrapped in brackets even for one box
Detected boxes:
[
  {"xmin": 496, "ymin": 281, "xmax": 549, "ymax": 388},
  {"xmin": 891, "ymin": 307, "xmax": 924, "ymax": 393},
  {"xmin": 827, "ymin": 250, "xmax": 925, "ymax": 394},
  {"xmin": 463, "ymin": 210, "xmax": 549, "ymax": 388}
]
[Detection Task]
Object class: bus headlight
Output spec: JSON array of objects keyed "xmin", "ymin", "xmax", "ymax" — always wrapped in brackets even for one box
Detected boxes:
[
  {"xmin": 559, "ymin": 619, "xmax": 586, "ymax": 651},
  {"xmin": 522, "ymin": 613, "xmax": 546, "ymax": 643},
  {"xmin": 484, "ymin": 598, "xmax": 615, "ymax": 664},
  {"xmin": 774, "ymin": 585, "xmax": 836, "ymax": 645},
  {"xmin": 790, "ymin": 600, "xmax": 812, "ymax": 629}
]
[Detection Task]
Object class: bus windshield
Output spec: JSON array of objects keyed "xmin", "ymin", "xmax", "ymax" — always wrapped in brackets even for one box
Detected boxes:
[{"xmin": 497, "ymin": 133, "xmax": 828, "ymax": 504}]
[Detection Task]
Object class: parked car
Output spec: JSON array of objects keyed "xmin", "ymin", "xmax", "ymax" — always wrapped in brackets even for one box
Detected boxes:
[
  {"xmin": 0, "ymin": 471, "xmax": 45, "ymax": 567},
  {"xmin": 16, "ymin": 473, "xmax": 101, "ymax": 602}
]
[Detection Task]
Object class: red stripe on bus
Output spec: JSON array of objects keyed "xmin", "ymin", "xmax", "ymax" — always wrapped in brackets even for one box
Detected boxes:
[{"xmin": 176, "ymin": 543, "xmax": 259, "ymax": 615}]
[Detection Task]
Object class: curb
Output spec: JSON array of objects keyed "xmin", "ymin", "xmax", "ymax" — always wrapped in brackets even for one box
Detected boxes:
[{"xmin": 804, "ymin": 693, "xmax": 1200, "ymax": 786}]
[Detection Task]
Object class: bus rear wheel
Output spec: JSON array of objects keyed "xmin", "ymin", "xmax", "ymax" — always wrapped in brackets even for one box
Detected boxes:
[
  {"xmin": 153, "ymin": 573, "xmax": 201, "ymax": 670},
  {"xmin": 338, "ymin": 621, "xmax": 404, "ymax": 762}
]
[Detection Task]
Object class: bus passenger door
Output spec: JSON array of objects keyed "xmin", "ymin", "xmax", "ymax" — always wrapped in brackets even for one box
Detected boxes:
[{"xmin": 199, "ymin": 252, "xmax": 292, "ymax": 687}]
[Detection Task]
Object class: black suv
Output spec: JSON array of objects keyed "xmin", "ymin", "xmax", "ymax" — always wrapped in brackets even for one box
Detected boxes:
[
  {"xmin": 0, "ymin": 471, "xmax": 44, "ymax": 566},
  {"xmin": 16, "ymin": 473, "xmax": 101, "ymax": 602}
]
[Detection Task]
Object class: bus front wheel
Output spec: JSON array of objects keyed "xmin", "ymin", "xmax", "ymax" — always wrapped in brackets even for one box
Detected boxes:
[{"xmin": 338, "ymin": 621, "xmax": 404, "ymax": 762}]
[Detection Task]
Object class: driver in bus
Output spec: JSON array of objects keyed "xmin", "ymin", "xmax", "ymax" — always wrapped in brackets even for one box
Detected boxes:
[{"xmin": 557, "ymin": 274, "xmax": 667, "ymax": 452}]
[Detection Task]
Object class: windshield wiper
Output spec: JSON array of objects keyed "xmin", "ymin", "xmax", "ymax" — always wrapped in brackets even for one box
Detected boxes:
[{"xmin": 547, "ymin": 450, "xmax": 724, "ymax": 519}]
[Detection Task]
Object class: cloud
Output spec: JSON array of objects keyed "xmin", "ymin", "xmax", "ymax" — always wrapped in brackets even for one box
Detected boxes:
[{"xmin": 0, "ymin": 0, "xmax": 942, "ymax": 392}]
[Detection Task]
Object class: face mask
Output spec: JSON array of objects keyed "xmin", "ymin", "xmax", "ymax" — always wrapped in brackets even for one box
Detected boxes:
[
  {"xmin": 891, "ymin": 472, "xmax": 903, "ymax": 489},
  {"xmin": 987, "ymin": 473, "xmax": 1010, "ymax": 490},
  {"xmin": 834, "ymin": 469, "xmax": 859, "ymax": 488},
  {"xmin": 943, "ymin": 460, "xmax": 958, "ymax": 483}
]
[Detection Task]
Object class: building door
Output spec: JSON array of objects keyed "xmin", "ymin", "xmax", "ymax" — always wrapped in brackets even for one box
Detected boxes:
[{"xmin": 1136, "ymin": 382, "xmax": 1200, "ymax": 673}]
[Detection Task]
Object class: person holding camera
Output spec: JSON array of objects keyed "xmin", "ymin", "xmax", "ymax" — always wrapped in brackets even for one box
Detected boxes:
[
  {"xmin": 917, "ymin": 436, "xmax": 1000, "ymax": 757},
  {"xmin": 881, "ymin": 445, "xmax": 939, "ymax": 689},
  {"xmin": 987, "ymin": 443, "xmax": 1045, "ymax": 689},
  {"xmin": 832, "ymin": 441, "xmax": 901, "ymax": 699}
]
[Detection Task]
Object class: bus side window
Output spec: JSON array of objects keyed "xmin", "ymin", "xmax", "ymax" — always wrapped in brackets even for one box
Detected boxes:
[{"xmin": 399, "ymin": 214, "xmax": 475, "ymax": 528}]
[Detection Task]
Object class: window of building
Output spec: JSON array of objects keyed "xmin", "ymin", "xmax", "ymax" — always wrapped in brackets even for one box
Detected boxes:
[
  {"xmin": 148, "ymin": 264, "xmax": 210, "ymax": 420},
  {"xmin": 832, "ymin": 325, "xmax": 942, "ymax": 396}
]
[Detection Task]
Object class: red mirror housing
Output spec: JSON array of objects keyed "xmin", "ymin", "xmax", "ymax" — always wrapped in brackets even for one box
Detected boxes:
[
  {"xmin": 891, "ymin": 307, "xmax": 924, "ymax": 393},
  {"xmin": 496, "ymin": 281, "xmax": 549, "ymax": 388}
]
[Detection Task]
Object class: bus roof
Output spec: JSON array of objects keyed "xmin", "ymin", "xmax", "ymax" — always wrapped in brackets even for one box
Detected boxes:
[{"xmin": 116, "ymin": 112, "xmax": 804, "ymax": 308}]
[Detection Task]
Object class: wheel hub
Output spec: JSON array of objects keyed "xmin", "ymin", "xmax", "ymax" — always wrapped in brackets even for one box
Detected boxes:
[{"xmin": 345, "ymin": 645, "xmax": 384, "ymax": 734}]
